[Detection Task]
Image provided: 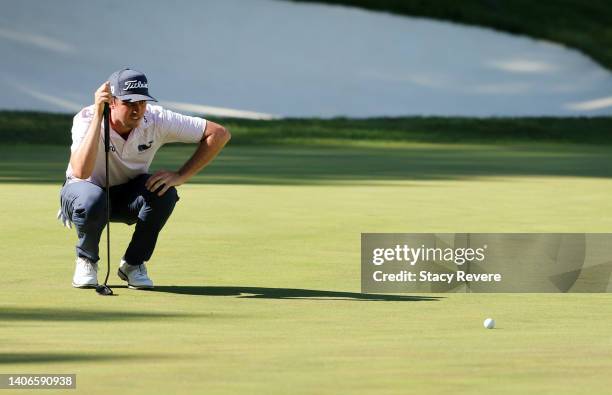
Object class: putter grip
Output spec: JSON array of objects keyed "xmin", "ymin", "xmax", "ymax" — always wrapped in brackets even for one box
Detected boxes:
[{"xmin": 103, "ymin": 103, "xmax": 110, "ymax": 153}]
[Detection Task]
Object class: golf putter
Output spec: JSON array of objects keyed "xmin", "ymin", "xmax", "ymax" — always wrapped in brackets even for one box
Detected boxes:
[{"xmin": 96, "ymin": 102, "xmax": 113, "ymax": 296}]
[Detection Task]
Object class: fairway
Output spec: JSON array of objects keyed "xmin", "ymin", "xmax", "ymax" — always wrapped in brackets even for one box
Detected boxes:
[{"xmin": 2, "ymin": 143, "xmax": 612, "ymax": 394}]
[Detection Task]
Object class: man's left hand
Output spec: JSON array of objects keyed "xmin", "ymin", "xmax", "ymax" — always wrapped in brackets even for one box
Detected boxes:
[
  {"xmin": 57, "ymin": 208, "xmax": 72, "ymax": 228},
  {"xmin": 145, "ymin": 170, "xmax": 186, "ymax": 196}
]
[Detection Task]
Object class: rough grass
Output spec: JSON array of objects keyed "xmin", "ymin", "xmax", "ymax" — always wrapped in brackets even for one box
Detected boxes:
[{"xmin": 2, "ymin": 111, "xmax": 612, "ymax": 146}]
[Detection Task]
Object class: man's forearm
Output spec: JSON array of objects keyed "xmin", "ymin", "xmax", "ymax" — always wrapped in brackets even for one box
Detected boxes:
[
  {"xmin": 70, "ymin": 111, "xmax": 102, "ymax": 179},
  {"xmin": 178, "ymin": 125, "xmax": 231, "ymax": 182}
]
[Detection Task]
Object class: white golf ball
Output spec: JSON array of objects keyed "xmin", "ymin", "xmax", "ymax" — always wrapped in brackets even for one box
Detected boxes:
[{"xmin": 483, "ymin": 318, "xmax": 495, "ymax": 329}]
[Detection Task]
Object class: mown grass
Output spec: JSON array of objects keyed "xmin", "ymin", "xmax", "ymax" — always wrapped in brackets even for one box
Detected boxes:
[
  {"xmin": 291, "ymin": 0, "xmax": 612, "ymax": 71},
  {"xmin": 3, "ymin": 143, "xmax": 612, "ymax": 186},
  {"xmin": 2, "ymin": 143, "xmax": 612, "ymax": 394},
  {"xmin": 2, "ymin": 111, "xmax": 612, "ymax": 146}
]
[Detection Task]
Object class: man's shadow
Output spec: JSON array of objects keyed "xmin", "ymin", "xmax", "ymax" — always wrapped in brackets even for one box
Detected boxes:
[{"xmin": 112, "ymin": 285, "xmax": 442, "ymax": 301}]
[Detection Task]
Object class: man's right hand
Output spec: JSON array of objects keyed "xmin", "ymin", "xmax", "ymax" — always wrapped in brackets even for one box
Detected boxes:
[
  {"xmin": 94, "ymin": 82, "xmax": 112, "ymax": 115},
  {"xmin": 70, "ymin": 82, "xmax": 111, "ymax": 179}
]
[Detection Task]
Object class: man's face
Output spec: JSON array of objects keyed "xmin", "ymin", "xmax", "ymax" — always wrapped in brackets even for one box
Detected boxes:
[{"xmin": 110, "ymin": 98, "xmax": 147, "ymax": 131}]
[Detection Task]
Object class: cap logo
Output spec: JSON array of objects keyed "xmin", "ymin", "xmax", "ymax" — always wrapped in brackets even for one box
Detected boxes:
[{"xmin": 123, "ymin": 80, "xmax": 148, "ymax": 91}]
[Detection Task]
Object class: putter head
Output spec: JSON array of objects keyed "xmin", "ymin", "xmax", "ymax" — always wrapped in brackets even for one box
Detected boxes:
[{"xmin": 95, "ymin": 284, "xmax": 114, "ymax": 296}]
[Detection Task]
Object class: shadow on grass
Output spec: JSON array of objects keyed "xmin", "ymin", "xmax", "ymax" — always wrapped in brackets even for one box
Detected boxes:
[
  {"xmin": 0, "ymin": 352, "xmax": 172, "ymax": 365},
  {"xmin": 0, "ymin": 307, "xmax": 191, "ymax": 321},
  {"xmin": 1, "ymin": 144, "xmax": 611, "ymax": 185},
  {"xmin": 138, "ymin": 285, "xmax": 441, "ymax": 301}
]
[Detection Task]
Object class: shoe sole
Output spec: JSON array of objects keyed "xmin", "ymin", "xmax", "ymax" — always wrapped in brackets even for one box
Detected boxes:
[
  {"xmin": 117, "ymin": 268, "xmax": 154, "ymax": 290},
  {"xmin": 72, "ymin": 282, "xmax": 98, "ymax": 289}
]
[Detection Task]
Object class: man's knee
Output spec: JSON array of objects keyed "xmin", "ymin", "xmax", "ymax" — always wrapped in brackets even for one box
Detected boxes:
[
  {"xmin": 73, "ymin": 191, "xmax": 107, "ymax": 224},
  {"xmin": 145, "ymin": 186, "xmax": 179, "ymax": 220},
  {"xmin": 154, "ymin": 186, "xmax": 179, "ymax": 209}
]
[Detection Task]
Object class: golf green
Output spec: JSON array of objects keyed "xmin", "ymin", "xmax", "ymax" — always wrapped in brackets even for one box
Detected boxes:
[{"xmin": 1, "ymin": 143, "xmax": 612, "ymax": 394}]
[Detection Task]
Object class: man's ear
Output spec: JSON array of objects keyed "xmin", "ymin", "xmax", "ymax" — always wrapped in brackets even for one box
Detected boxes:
[{"xmin": 109, "ymin": 97, "xmax": 116, "ymax": 110}]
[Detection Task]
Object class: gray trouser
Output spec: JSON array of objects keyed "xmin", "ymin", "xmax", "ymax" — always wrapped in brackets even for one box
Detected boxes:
[{"xmin": 59, "ymin": 174, "xmax": 179, "ymax": 265}]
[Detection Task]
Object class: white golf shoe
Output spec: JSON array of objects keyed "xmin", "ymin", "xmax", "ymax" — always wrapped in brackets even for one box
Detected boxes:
[
  {"xmin": 117, "ymin": 259, "xmax": 154, "ymax": 289},
  {"xmin": 72, "ymin": 257, "xmax": 98, "ymax": 288}
]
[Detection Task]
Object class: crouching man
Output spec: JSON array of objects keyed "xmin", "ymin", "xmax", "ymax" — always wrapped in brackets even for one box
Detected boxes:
[{"xmin": 57, "ymin": 68, "xmax": 230, "ymax": 289}]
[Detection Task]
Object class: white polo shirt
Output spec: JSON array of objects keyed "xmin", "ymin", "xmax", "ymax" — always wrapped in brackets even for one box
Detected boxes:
[{"xmin": 66, "ymin": 104, "xmax": 207, "ymax": 187}]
